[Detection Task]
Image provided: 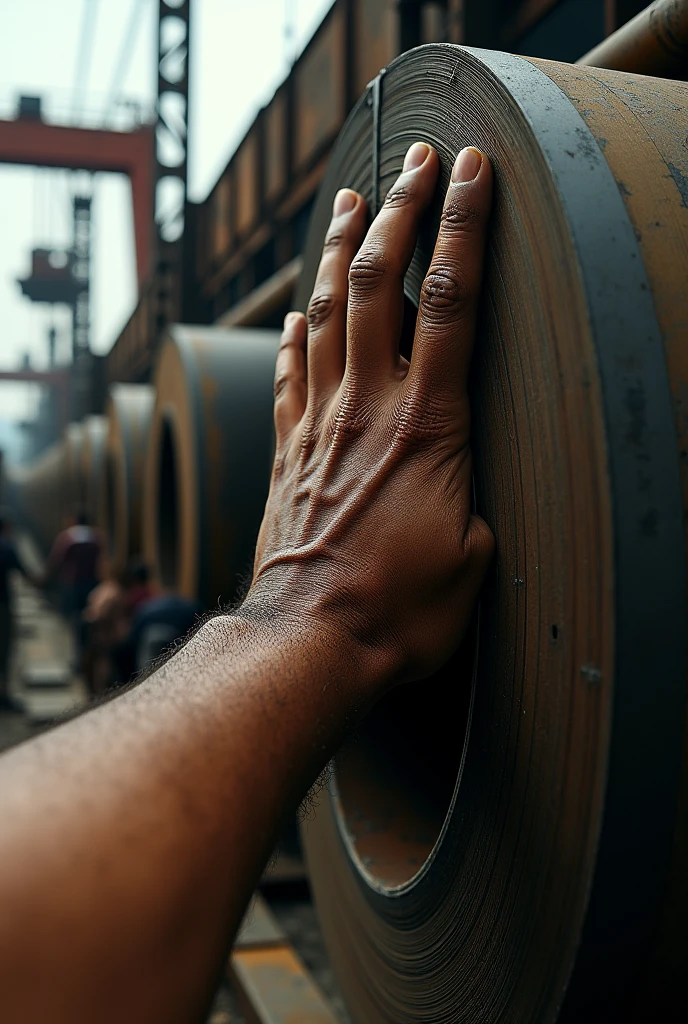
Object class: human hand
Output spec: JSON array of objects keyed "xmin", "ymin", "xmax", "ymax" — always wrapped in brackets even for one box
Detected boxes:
[{"xmin": 249, "ymin": 142, "xmax": 494, "ymax": 699}]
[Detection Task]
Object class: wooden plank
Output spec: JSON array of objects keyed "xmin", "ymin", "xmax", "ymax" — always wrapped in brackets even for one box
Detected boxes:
[
  {"xmin": 230, "ymin": 893, "xmax": 338, "ymax": 1023},
  {"xmin": 230, "ymin": 946, "xmax": 338, "ymax": 1024},
  {"xmin": 235, "ymin": 894, "xmax": 286, "ymax": 950}
]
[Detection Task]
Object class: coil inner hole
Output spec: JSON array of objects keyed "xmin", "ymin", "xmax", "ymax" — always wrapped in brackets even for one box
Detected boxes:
[
  {"xmin": 158, "ymin": 419, "xmax": 180, "ymax": 589},
  {"xmin": 332, "ymin": 295, "xmax": 475, "ymax": 891}
]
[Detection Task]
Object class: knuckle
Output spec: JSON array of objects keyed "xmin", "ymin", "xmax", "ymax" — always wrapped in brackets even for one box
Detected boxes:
[
  {"xmin": 395, "ymin": 393, "xmax": 447, "ymax": 442},
  {"xmin": 273, "ymin": 372, "xmax": 291, "ymax": 399},
  {"xmin": 441, "ymin": 196, "xmax": 482, "ymax": 235},
  {"xmin": 306, "ymin": 292, "xmax": 341, "ymax": 330},
  {"xmin": 348, "ymin": 248, "xmax": 388, "ymax": 294},
  {"xmin": 278, "ymin": 334, "xmax": 301, "ymax": 353},
  {"xmin": 329, "ymin": 388, "xmax": 370, "ymax": 441},
  {"xmin": 383, "ymin": 183, "xmax": 414, "ymax": 209},
  {"xmin": 419, "ymin": 264, "xmax": 471, "ymax": 325},
  {"xmin": 322, "ymin": 228, "xmax": 346, "ymax": 251}
]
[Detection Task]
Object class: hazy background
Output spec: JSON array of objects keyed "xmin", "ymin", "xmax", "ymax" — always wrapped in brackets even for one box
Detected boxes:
[{"xmin": 0, "ymin": 0, "xmax": 333, "ymax": 428}]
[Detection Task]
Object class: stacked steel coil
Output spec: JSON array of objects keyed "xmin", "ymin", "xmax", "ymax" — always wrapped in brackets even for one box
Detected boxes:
[
  {"xmin": 101, "ymin": 384, "xmax": 155, "ymax": 577},
  {"xmin": 294, "ymin": 44, "xmax": 688, "ymax": 1022},
  {"xmin": 6, "ymin": 442, "xmax": 68, "ymax": 553},
  {"xmin": 79, "ymin": 416, "xmax": 108, "ymax": 529},
  {"xmin": 63, "ymin": 421, "xmax": 85, "ymax": 521},
  {"xmin": 142, "ymin": 325, "xmax": 278, "ymax": 608}
]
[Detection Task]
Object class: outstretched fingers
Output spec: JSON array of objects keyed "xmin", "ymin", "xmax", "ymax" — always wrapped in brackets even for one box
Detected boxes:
[
  {"xmin": 306, "ymin": 188, "xmax": 367, "ymax": 409},
  {"xmin": 406, "ymin": 147, "xmax": 493, "ymax": 446},
  {"xmin": 346, "ymin": 142, "xmax": 439, "ymax": 383},
  {"xmin": 273, "ymin": 312, "xmax": 307, "ymax": 442}
]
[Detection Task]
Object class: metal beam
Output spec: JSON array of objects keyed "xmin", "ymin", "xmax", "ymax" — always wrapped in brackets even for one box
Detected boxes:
[{"xmin": 0, "ymin": 118, "xmax": 156, "ymax": 287}]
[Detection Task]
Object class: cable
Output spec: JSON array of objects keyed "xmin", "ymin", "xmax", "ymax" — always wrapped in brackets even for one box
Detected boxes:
[
  {"xmin": 103, "ymin": 0, "xmax": 152, "ymax": 125},
  {"xmin": 72, "ymin": 0, "xmax": 100, "ymax": 122}
]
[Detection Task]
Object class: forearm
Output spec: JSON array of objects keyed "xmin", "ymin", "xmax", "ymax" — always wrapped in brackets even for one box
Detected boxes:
[{"xmin": 0, "ymin": 609, "xmax": 363, "ymax": 1023}]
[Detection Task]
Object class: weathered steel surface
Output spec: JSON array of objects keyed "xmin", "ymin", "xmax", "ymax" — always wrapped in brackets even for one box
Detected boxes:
[
  {"xmin": 295, "ymin": 44, "xmax": 688, "ymax": 1022},
  {"xmin": 79, "ymin": 415, "xmax": 108, "ymax": 529},
  {"xmin": 217, "ymin": 258, "xmax": 303, "ymax": 329},
  {"xmin": 580, "ymin": 0, "xmax": 688, "ymax": 77},
  {"xmin": 102, "ymin": 384, "xmax": 155, "ymax": 576},
  {"xmin": 142, "ymin": 326, "xmax": 278, "ymax": 607},
  {"xmin": 63, "ymin": 422, "xmax": 85, "ymax": 518}
]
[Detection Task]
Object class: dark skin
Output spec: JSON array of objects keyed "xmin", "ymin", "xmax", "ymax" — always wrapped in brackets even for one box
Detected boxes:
[{"xmin": 0, "ymin": 141, "xmax": 493, "ymax": 1022}]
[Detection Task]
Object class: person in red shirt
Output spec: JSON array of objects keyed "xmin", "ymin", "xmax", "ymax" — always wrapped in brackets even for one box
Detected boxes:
[{"xmin": 44, "ymin": 512, "xmax": 103, "ymax": 659}]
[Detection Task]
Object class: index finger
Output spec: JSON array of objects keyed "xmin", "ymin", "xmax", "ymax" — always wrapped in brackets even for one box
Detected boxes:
[{"xmin": 406, "ymin": 147, "xmax": 493, "ymax": 422}]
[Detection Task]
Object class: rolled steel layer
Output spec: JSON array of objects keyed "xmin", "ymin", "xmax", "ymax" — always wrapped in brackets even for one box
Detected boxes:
[
  {"xmin": 79, "ymin": 416, "xmax": 108, "ymax": 528},
  {"xmin": 102, "ymin": 384, "xmax": 155, "ymax": 576},
  {"xmin": 295, "ymin": 46, "xmax": 688, "ymax": 1022},
  {"xmin": 142, "ymin": 325, "xmax": 278, "ymax": 608}
]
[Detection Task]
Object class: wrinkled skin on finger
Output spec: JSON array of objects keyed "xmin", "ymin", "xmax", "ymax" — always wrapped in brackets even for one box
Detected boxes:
[{"xmin": 250, "ymin": 143, "xmax": 495, "ymax": 703}]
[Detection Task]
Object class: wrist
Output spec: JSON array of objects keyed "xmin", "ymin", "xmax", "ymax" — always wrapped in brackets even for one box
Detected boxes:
[{"xmin": 233, "ymin": 581, "xmax": 397, "ymax": 710}]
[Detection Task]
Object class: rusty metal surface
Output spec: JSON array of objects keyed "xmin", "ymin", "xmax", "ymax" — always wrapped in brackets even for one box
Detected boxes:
[
  {"xmin": 63, "ymin": 421, "xmax": 85, "ymax": 518},
  {"xmin": 296, "ymin": 44, "xmax": 688, "ymax": 1022},
  {"xmin": 216, "ymin": 258, "xmax": 303, "ymax": 329},
  {"xmin": 142, "ymin": 326, "xmax": 278, "ymax": 607},
  {"xmin": 79, "ymin": 415, "xmax": 108, "ymax": 528},
  {"xmin": 102, "ymin": 384, "xmax": 155, "ymax": 575},
  {"xmin": 579, "ymin": 0, "xmax": 688, "ymax": 77},
  {"xmin": 0, "ymin": 118, "xmax": 155, "ymax": 287}
]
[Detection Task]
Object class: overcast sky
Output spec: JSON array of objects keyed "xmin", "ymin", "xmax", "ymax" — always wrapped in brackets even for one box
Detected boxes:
[{"xmin": 0, "ymin": 0, "xmax": 333, "ymax": 420}]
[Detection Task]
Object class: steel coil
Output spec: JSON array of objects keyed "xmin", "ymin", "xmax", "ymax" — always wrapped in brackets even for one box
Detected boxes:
[
  {"xmin": 79, "ymin": 416, "xmax": 108, "ymax": 529},
  {"xmin": 142, "ymin": 325, "xmax": 278, "ymax": 608},
  {"xmin": 63, "ymin": 421, "xmax": 85, "ymax": 520},
  {"xmin": 102, "ymin": 384, "xmax": 155, "ymax": 577},
  {"xmin": 6, "ymin": 442, "xmax": 67, "ymax": 553},
  {"xmin": 295, "ymin": 46, "xmax": 688, "ymax": 1022},
  {"xmin": 580, "ymin": 0, "xmax": 688, "ymax": 79}
]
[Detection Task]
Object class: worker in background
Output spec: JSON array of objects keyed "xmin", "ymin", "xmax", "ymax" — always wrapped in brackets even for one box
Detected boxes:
[
  {"xmin": 123, "ymin": 588, "xmax": 203, "ymax": 677},
  {"xmin": 43, "ymin": 511, "xmax": 102, "ymax": 662},
  {"xmin": 0, "ymin": 512, "xmax": 36, "ymax": 713},
  {"xmin": 82, "ymin": 560, "xmax": 157, "ymax": 693},
  {"xmin": 0, "ymin": 143, "xmax": 492, "ymax": 1021},
  {"xmin": 101, "ymin": 564, "xmax": 202, "ymax": 685}
]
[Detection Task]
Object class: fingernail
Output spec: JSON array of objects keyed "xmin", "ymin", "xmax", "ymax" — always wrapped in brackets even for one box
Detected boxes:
[
  {"xmin": 403, "ymin": 142, "xmax": 430, "ymax": 172},
  {"xmin": 284, "ymin": 312, "xmax": 299, "ymax": 328},
  {"xmin": 333, "ymin": 189, "xmax": 357, "ymax": 216},
  {"xmin": 452, "ymin": 147, "xmax": 483, "ymax": 183}
]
